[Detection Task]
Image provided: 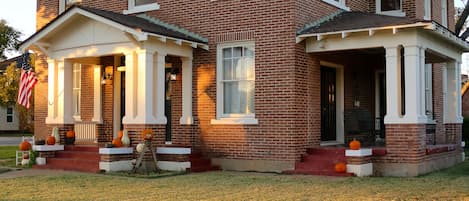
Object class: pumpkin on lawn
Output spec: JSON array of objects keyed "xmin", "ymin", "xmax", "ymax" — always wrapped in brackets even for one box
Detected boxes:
[
  {"xmin": 19, "ymin": 140, "xmax": 32, "ymax": 151},
  {"xmin": 349, "ymin": 139, "xmax": 361, "ymax": 150},
  {"xmin": 335, "ymin": 162, "xmax": 347, "ymax": 173},
  {"xmin": 141, "ymin": 129, "xmax": 153, "ymax": 140},
  {"xmin": 46, "ymin": 135, "xmax": 56, "ymax": 145},
  {"xmin": 112, "ymin": 138, "xmax": 123, "ymax": 147}
]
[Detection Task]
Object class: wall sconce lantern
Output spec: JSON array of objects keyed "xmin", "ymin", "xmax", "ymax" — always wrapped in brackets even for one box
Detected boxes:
[
  {"xmin": 170, "ymin": 67, "xmax": 179, "ymax": 81},
  {"xmin": 101, "ymin": 66, "xmax": 114, "ymax": 84}
]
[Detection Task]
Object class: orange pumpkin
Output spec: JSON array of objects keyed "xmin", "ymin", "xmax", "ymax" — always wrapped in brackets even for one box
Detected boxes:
[
  {"xmin": 141, "ymin": 129, "xmax": 153, "ymax": 140},
  {"xmin": 112, "ymin": 138, "xmax": 123, "ymax": 147},
  {"xmin": 46, "ymin": 135, "xmax": 56, "ymax": 145},
  {"xmin": 19, "ymin": 140, "xmax": 32, "ymax": 151},
  {"xmin": 349, "ymin": 139, "xmax": 361, "ymax": 150},
  {"xmin": 335, "ymin": 162, "xmax": 346, "ymax": 173},
  {"xmin": 118, "ymin": 130, "xmax": 124, "ymax": 139},
  {"xmin": 66, "ymin": 130, "xmax": 75, "ymax": 138}
]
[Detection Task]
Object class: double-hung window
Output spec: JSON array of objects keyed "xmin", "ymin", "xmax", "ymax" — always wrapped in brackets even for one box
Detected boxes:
[
  {"xmin": 59, "ymin": 0, "xmax": 82, "ymax": 13},
  {"xmin": 72, "ymin": 63, "xmax": 82, "ymax": 118},
  {"xmin": 124, "ymin": 0, "xmax": 160, "ymax": 14},
  {"xmin": 6, "ymin": 107, "xmax": 13, "ymax": 123},
  {"xmin": 321, "ymin": 0, "xmax": 350, "ymax": 11},
  {"xmin": 425, "ymin": 64, "xmax": 433, "ymax": 120},
  {"xmin": 212, "ymin": 41, "xmax": 257, "ymax": 125},
  {"xmin": 376, "ymin": 0, "xmax": 405, "ymax": 17}
]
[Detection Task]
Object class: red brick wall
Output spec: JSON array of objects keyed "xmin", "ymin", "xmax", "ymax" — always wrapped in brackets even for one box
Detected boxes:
[
  {"xmin": 432, "ymin": 63, "xmax": 446, "ymax": 144},
  {"xmin": 347, "ymin": 0, "xmax": 370, "ymax": 12},
  {"xmin": 380, "ymin": 124, "xmax": 427, "ymax": 163},
  {"xmin": 80, "ymin": 64, "xmax": 94, "ymax": 122}
]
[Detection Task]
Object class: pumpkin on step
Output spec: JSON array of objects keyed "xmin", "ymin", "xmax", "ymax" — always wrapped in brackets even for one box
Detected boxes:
[
  {"xmin": 141, "ymin": 129, "xmax": 153, "ymax": 141},
  {"xmin": 112, "ymin": 138, "xmax": 123, "ymax": 147},
  {"xmin": 46, "ymin": 135, "xmax": 56, "ymax": 145},
  {"xmin": 335, "ymin": 162, "xmax": 346, "ymax": 173},
  {"xmin": 349, "ymin": 139, "xmax": 361, "ymax": 150},
  {"xmin": 19, "ymin": 140, "xmax": 32, "ymax": 151},
  {"xmin": 118, "ymin": 130, "xmax": 124, "ymax": 139},
  {"xmin": 65, "ymin": 130, "xmax": 76, "ymax": 145}
]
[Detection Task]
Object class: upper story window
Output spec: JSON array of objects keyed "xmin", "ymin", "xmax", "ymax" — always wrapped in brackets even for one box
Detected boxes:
[
  {"xmin": 441, "ymin": 0, "xmax": 448, "ymax": 27},
  {"xmin": 59, "ymin": 0, "xmax": 82, "ymax": 13},
  {"xmin": 123, "ymin": 0, "xmax": 160, "ymax": 15},
  {"xmin": 322, "ymin": 0, "xmax": 350, "ymax": 11},
  {"xmin": 212, "ymin": 41, "xmax": 258, "ymax": 125},
  {"xmin": 6, "ymin": 107, "xmax": 13, "ymax": 123},
  {"xmin": 376, "ymin": 0, "xmax": 405, "ymax": 17},
  {"xmin": 424, "ymin": 0, "xmax": 431, "ymax": 20}
]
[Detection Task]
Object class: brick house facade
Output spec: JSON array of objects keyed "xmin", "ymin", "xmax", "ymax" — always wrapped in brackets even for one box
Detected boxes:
[{"xmin": 21, "ymin": 0, "xmax": 466, "ymax": 176}]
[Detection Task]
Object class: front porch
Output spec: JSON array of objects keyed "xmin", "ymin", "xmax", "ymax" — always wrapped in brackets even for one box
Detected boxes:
[{"xmin": 298, "ymin": 12, "xmax": 467, "ymax": 176}]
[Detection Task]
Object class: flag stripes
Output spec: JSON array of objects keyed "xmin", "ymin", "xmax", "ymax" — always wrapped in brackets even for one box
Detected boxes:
[{"xmin": 17, "ymin": 69, "xmax": 38, "ymax": 109}]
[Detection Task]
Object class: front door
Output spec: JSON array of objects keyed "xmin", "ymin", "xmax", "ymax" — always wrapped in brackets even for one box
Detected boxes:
[
  {"xmin": 321, "ymin": 66, "xmax": 336, "ymax": 141},
  {"xmin": 165, "ymin": 69, "xmax": 172, "ymax": 142}
]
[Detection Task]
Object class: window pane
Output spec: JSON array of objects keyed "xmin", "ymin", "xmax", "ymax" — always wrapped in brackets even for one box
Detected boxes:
[
  {"xmin": 381, "ymin": 0, "xmax": 400, "ymax": 11},
  {"xmin": 6, "ymin": 107, "xmax": 13, "ymax": 114},
  {"xmin": 7, "ymin": 116, "xmax": 12, "ymax": 123},
  {"xmin": 135, "ymin": 0, "xmax": 154, "ymax": 6},
  {"xmin": 224, "ymin": 82, "xmax": 239, "ymax": 114},
  {"xmin": 223, "ymin": 48, "xmax": 232, "ymax": 59},
  {"xmin": 233, "ymin": 58, "xmax": 241, "ymax": 80},
  {"xmin": 233, "ymin": 47, "xmax": 242, "ymax": 57},
  {"xmin": 223, "ymin": 59, "xmax": 232, "ymax": 80},
  {"xmin": 244, "ymin": 46, "xmax": 254, "ymax": 58}
]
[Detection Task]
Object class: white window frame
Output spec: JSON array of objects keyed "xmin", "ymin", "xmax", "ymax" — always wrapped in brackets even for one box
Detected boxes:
[
  {"xmin": 6, "ymin": 107, "xmax": 13, "ymax": 123},
  {"xmin": 424, "ymin": 64, "xmax": 434, "ymax": 122},
  {"xmin": 441, "ymin": 0, "xmax": 448, "ymax": 27},
  {"xmin": 72, "ymin": 63, "xmax": 82, "ymax": 120},
  {"xmin": 211, "ymin": 41, "xmax": 258, "ymax": 125},
  {"xmin": 321, "ymin": 0, "xmax": 350, "ymax": 11},
  {"xmin": 424, "ymin": 0, "xmax": 431, "ymax": 20},
  {"xmin": 123, "ymin": 0, "xmax": 160, "ymax": 15},
  {"xmin": 376, "ymin": 0, "xmax": 405, "ymax": 17},
  {"xmin": 59, "ymin": 0, "xmax": 82, "ymax": 13}
]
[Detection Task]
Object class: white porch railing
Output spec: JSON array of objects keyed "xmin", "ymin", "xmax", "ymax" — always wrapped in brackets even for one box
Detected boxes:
[{"xmin": 74, "ymin": 122, "xmax": 97, "ymax": 144}]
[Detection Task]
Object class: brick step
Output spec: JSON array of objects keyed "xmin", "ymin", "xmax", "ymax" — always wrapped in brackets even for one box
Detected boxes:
[
  {"xmin": 302, "ymin": 155, "xmax": 346, "ymax": 162},
  {"xmin": 55, "ymin": 151, "xmax": 100, "ymax": 161},
  {"xmin": 188, "ymin": 152, "xmax": 220, "ymax": 173},
  {"xmin": 306, "ymin": 148, "xmax": 346, "ymax": 155},
  {"xmin": 283, "ymin": 169, "xmax": 354, "ymax": 177},
  {"xmin": 34, "ymin": 158, "xmax": 99, "ymax": 173},
  {"xmin": 64, "ymin": 145, "xmax": 99, "ymax": 152},
  {"xmin": 295, "ymin": 161, "xmax": 347, "ymax": 170}
]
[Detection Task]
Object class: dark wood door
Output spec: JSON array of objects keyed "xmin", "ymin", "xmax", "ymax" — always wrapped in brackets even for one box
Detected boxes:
[
  {"xmin": 165, "ymin": 69, "xmax": 172, "ymax": 142},
  {"xmin": 321, "ymin": 66, "xmax": 336, "ymax": 141}
]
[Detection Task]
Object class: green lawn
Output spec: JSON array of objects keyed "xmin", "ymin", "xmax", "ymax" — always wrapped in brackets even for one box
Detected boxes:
[
  {"xmin": 0, "ymin": 146, "xmax": 17, "ymax": 168},
  {"xmin": 0, "ymin": 147, "xmax": 468, "ymax": 200},
  {"xmin": 0, "ymin": 160, "xmax": 467, "ymax": 200}
]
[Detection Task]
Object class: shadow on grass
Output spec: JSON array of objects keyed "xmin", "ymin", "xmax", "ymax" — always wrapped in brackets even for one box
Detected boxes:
[{"xmin": 103, "ymin": 170, "xmax": 188, "ymax": 179}]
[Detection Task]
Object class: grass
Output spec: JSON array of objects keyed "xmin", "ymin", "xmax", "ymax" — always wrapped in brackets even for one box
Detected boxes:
[
  {"xmin": 0, "ymin": 161, "xmax": 467, "ymax": 200},
  {"xmin": 0, "ymin": 146, "xmax": 17, "ymax": 168},
  {"xmin": 0, "ymin": 148, "xmax": 467, "ymax": 200}
]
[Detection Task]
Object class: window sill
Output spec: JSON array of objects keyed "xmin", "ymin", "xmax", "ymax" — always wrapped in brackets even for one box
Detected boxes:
[
  {"xmin": 376, "ymin": 10, "xmax": 406, "ymax": 17},
  {"xmin": 123, "ymin": 3, "xmax": 160, "ymax": 14},
  {"xmin": 211, "ymin": 118, "xmax": 258, "ymax": 125},
  {"xmin": 321, "ymin": 0, "xmax": 350, "ymax": 11}
]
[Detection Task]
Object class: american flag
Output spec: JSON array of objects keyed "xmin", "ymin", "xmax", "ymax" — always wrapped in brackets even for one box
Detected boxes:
[{"xmin": 17, "ymin": 53, "xmax": 38, "ymax": 109}]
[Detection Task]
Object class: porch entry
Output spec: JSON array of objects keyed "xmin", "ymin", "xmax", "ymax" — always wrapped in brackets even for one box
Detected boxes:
[{"xmin": 321, "ymin": 66, "xmax": 337, "ymax": 141}]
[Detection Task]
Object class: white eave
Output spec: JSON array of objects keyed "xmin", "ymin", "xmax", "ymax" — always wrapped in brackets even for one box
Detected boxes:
[
  {"xmin": 296, "ymin": 21, "xmax": 469, "ymax": 51},
  {"xmin": 20, "ymin": 6, "xmax": 208, "ymax": 52}
]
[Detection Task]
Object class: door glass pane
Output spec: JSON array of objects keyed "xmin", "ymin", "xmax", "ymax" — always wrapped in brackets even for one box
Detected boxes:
[{"xmin": 135, "ymin": 0, "xmax": 154, "ymax": 6}]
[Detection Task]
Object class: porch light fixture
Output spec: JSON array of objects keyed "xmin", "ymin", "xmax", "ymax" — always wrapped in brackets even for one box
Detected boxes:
[{"xmin": 101, "ymin": 66, "xmax": 113, "ymax": 84}]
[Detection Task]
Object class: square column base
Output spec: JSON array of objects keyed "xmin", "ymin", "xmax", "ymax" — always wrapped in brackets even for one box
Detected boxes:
[{"xmin": 346, "ymin": 163, "xmax": 373, "ymax": 177}]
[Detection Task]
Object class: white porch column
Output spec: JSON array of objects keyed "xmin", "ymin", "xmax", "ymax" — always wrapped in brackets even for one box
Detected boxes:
[
  {"xmin": 135, "ymin": 49, "xmax": 158, "ymax": 124},
  {"xmin": 56, "ymin": 60, "xmax": 74, "ymax": 124},
  {"xmin": 403, "ymin": 45, "xmax": 427, "ymax": 123},
  {"xmin": 122, "ymin": 52, "xmax": 137, "ymax": 124},
  {"xmin": 456, "ymin": 61, "xmax": 463, "ymax": 122},
  {"xmin": 155, "ymin": 51, "xmax": 167, "ymax": 124},
  {"xmin": 384, "ymin": 46, "xmax": 401, "ymax": 123},
  {"xmin": 45, "ymin": 59, "xmax": 57, "ymax": 124},
  {"xmin": 444, "ymin": 61, "xmax": 462, "ymax": 123},
  {"xmin": 180, "ymin": 57, "xmax": 194, "ymax": 124},
  {"xmin": 91, "ymin": 65, "xmax": 102, "ymax": 123}
]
